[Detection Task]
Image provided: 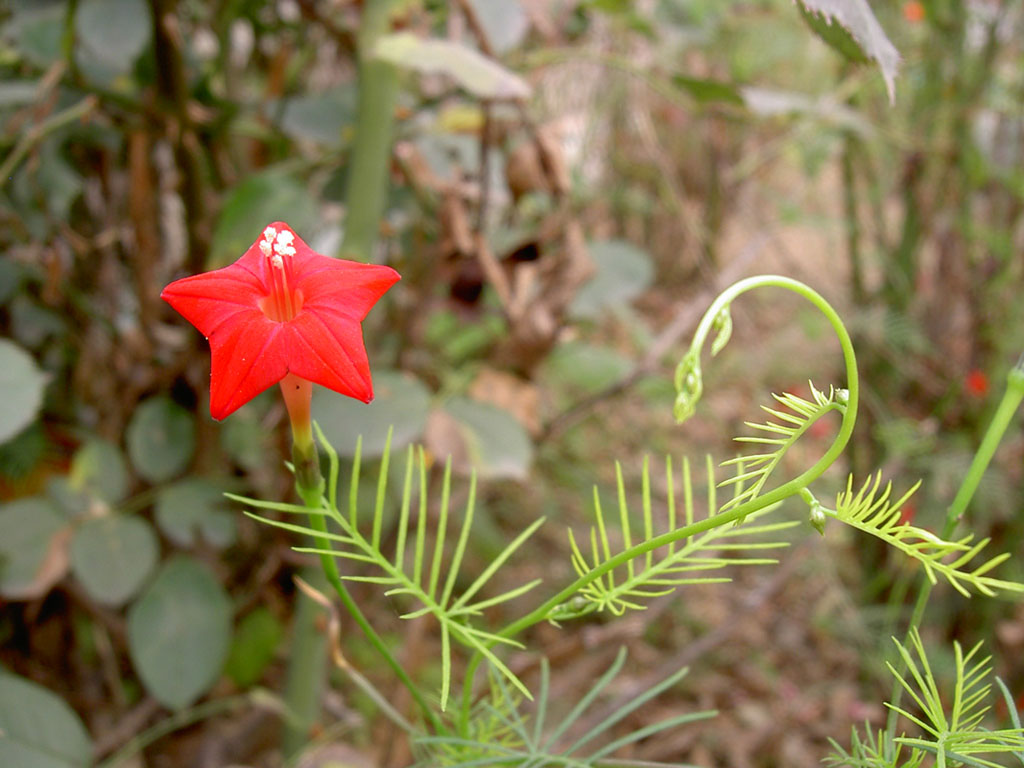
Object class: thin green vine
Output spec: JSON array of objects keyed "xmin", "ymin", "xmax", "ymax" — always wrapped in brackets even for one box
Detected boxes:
[
  {"xmin": 886, "ymin": 355, "xmax": 1024, "ymax": 742},
  {"xmin": 458, "ymin": 275, "xmax": 861, "ymax": 724},
  {"xmin": 290, "ymin": 439, "xmax": 444, "ymax": 734}
]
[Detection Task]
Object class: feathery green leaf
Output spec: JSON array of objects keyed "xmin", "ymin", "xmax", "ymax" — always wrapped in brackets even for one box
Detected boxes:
[
  {"xmin": 551, "ymin": 454, "xmax": 798, "ymax": 620},
  {"xmin": 883, "ymin": 629, "xmax": 1024, "ymax": 768},
  {"xmin": 719, "ymin": 382, "xmax": 844, "ymax": 516},
  {"xmin": 828, "ymin": 474, "xmax": 1024, "ymax": 598},
  {"xmin": 238, "ymin": 424, "xmax": 544, "ymax": 711},
  {"xmin": 415, "ymin": 647, "xmax": 712, "ymax": 767}
]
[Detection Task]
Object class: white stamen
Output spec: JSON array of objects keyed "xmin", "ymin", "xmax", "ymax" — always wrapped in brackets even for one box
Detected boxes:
[
  {"xmin": 271, "ymin": 253, "xmax": 285, "ymax": 270},
  {"xmin": 274, "ymin": 230, "xmax": 296, "ymax": 257},
  {"xmin": 259, "ymin": 226, "xmax": 277, "ymax": 258}
]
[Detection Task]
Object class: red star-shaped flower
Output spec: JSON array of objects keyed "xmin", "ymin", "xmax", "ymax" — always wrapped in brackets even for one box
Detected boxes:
[{"xmin": 162, "ymin": 222, "xmax": 400, "ymax": 420}]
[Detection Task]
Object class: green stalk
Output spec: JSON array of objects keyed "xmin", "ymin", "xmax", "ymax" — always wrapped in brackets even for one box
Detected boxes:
[
  {"xmin": 282, "ymin": 568, "xmax": 330, "ymax": 758},
  {"xmin": 886, "ymin": 356, "xmax": 1024, "ymax": 739},
  {"xmin": 458, "ymin": 276, "xmax": 861, "ymax": 722},
  {"xmin": 293, "ymin": 447, "xmax": 444, "ymax": 735},
  {"xmin": 841, "ymin": 131, "xmax": 866, "ymax": 305},
  {"xmin": 944, "ymin": 359, "xmax": 1024, "ymax": 532},
  {"xmin": 339, "ymin": 0, "xmax": 402, "ymax": 262}
]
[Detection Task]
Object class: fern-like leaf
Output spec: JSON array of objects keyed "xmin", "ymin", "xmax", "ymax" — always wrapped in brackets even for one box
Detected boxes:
[
  {"xmin": 233, "ymin": 425, "xmax": 545, "ymax": 711},
  {"xmin": 416, "ymin": 647, "xmax": 714, "ymax": 767},
  {"xmin": 831, "ymin": 632, "xmax": 1024, "ymax": 768},
  {"xmin": 886, "ymin": 629, "xmax": 1024, "ymax": 768},
  {"xmin": 551, "ymin": 454, "xmax": 799, "ymax": 621},
  {"xmin": 829, "ymin": 474, "xmax": 1024, "ymax": 598},
  {"xmin": 719, "ymin": 381, "xmax": 844, "ymax": 515},
  {"xmin": 826, "ymin": 723, "xmax": 925, "ymax": 768}
]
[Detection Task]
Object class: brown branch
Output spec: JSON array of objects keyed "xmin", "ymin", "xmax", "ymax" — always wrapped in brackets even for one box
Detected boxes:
[
  {"xmin": 92, "ymin": 697, "xmax": 162, "ymax": 759},
  {"xmin": 294, "ymin": 0, "xmax": 357, "ymax": 56},
  {"xmin": 455, "ymin": 0, "xmax": 496, "ymax": 58},
  {"xmin": 150, "ymin": 0, "xmax": 210, "ymax": 272},
  {"xmin": 476, "ymin": 100, "xmax": 494, "ymax": 233}
]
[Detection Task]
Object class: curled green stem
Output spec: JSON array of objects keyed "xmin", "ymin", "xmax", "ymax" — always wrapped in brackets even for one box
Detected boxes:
[{"xmin": 459, "ymin": 275, "xmax": 860, "ymax": 724}]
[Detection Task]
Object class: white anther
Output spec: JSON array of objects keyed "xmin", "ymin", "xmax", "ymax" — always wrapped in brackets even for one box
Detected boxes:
[
  {"xmin": 270, "ymin": 253, "xmax": 285, "ymax": 270},
  {"xmin": 260, "ymin": 226, "xmax": 277, "ymax": 257},
  {"xmin": 274, "ymin": 230, "xmax": 296, "ymax": 257}
]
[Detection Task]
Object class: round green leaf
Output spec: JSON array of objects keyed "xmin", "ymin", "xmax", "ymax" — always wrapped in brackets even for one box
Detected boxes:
[
  {"xmin": 0, "ymin": 339, "xmax": 47, "ymax": 445},
  {"xmin": 209, "ymin": 170, "xmax": 319, "ymax": 269},
  {"xmin": 70, "ymin": 515, "xmax": 158, "ymax": 607},
  {"xmin": 45, "ymin": 476, "xmax": 92, "ymax": 518},
  {"xmin": 313, "ymin": 369, "xmax": 431, "ymax": 459},
  {"xmin": 0, "ymin": 258, "xmax": 25, "ymax": 306},
  {"xmin": 69, "ymin": 439, "xmax": 130, "ymax": 505},
  {"xmin": 439, "ymin": 397, "xmax": 532, "ymax": 480},
  {"xmin": 34, "ymin": 143, "xmax": 84, "ymax": 223},
  {"xmin": 7, "ymin": 4, "xmax": 66, "ymax": 68},
  {"xmin": 224, "ymin": 607, "xmax": 283, "ymax": 688},
  {"xmin": 126, "ymin": 397, "xmax": 195, "ymax": 484},
  {"xmin": 128, "ymin": 556, "xmax": 232, "ymax": 710},
  {"xmin": 277, "ymin": 89, "xmax": 355, "ymax": 146},
  {"xmin": 76, "ymin": 0, "xmax": 151, "ymax": 71},
  {"xmin": 220, "ymin": 413, "xmax": 269, "ymax": 472},
  {"xmin": 11, "ymin": 293, "xmax": 68, "ymax": 348},
  {"xmin": 543, "ymin": 341, "xmax": 631, "ymax": 396},
  {"xmin": 570, "ymin": 240, "xmax": 655, "ymax": 319},
  {"xmin": 0, "ymin": 674, "xmax": 92, "ymax": 768},
  {"xmin": 0, "ymin": 422, "xmax": 45, "ymax": 482},
  {"xmin": 155, "ymin": 479, "xmax": 236, "ymax": 549},
  {"xmin": 0, "ymin": 498, "xmax": 67, "ymax": 600}
]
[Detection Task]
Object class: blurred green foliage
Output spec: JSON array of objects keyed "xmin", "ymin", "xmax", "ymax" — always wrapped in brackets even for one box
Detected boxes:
[{"xmin": 0, "ymin": 0, "xmax": 1021, "ymax": 765}]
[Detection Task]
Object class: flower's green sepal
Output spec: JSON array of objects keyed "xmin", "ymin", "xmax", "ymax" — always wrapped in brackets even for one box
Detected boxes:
[
  {"xmin": 800, "ymin": 488, "xmax": 827, "ymax": 535},
  {"xmin": 292, "ymin": 439, "xmax": 325, "ymax": 506}
]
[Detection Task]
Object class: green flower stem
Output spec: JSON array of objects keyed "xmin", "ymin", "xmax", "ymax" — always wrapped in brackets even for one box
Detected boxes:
[
  {"xmin": 292, "ymin": 451, "xmax": 445, "ymax": 735},
  {"xmin": 292, "ymin": 435, "xmax": 322, "ymax": 498},
  {"xmin": 339, "ymin": 0, "xmax": 401, "ymax": 262},
  {"xmin": 459, "ymin": 275, "xmax": 860, "ymax": 723},
  {"xmin": 886, "ymin": 355, "xmax": 1024, "ymax": 740},
  {"xmin": 282, "ymin": 567, "xmax": 330, "ymax": 758}
]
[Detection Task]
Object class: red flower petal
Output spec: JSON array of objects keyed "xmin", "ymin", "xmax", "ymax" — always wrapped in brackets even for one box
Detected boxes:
[
  {"xmin": 162, "ymin": 222, "xmax": 399, "ymax": 420},
  {"xmin": 299, "ymin": 260, "xmax": 401, "ymax": 321},
  {"xmin": 286, "ymin": 307, "xmax": 373, "ymax": 402},
  {"xmin": 160, "ymin": 263, "xmax": 265, "ymax": 338},
  {"xmin": 209, "ymin": 314, "xmax": 288, "ymax": 420}
]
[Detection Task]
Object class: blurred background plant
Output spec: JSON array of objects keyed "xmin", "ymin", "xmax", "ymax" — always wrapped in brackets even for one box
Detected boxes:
[{"xmin": 0, "ymin": 0, "xmax": 1022, "ymax": 766}]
